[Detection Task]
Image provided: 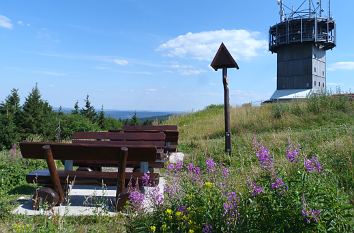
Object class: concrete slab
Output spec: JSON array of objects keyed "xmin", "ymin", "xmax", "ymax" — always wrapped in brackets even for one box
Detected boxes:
[{"xmin": 12, "ymin": 177, "xmax": 166, "ymax": 216}]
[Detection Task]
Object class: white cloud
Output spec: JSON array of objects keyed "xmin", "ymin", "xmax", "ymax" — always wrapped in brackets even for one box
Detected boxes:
[
  {"xmin": 0, "ymin": 15, "xmax": 13, "ymax": 29},
  {"xmin": 328, "ymin": 62, "xmax": 354, "ymax": 71},
  {"xmin": 157, "ymin": 29, "xmax": 267, "ymax": 61},
  {"xmin": 113, "ymin": 59, "xmax": 129, "ymax": 66},
  {"xmin": 168, "ymin": 64, "xmax": 206, "ymax": 76}
]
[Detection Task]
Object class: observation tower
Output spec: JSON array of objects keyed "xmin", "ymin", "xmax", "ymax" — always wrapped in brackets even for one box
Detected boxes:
[{"xmin": 269, "ymin": 0, "xmax": 336, "ymax": 100}]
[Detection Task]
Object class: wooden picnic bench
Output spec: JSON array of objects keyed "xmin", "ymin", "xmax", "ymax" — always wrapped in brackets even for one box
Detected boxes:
[
  {"xmin": 71, "ymin": 131, "xmax": 167, "ymax": 171},
  {"xmin": 20, "ymin": 142, "xmax": 159, "ymax": 211},
  {"xmin": 110, "ymin": 125, "xmax": 179, "ymax": 153}
]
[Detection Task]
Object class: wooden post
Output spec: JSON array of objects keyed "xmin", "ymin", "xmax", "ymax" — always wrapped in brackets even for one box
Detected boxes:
[
  {"xmin": 211, "ymin": 43, "xmax": 239, "ymax": 156},
  {"xmin": 116, "ymin": 147, "xmax": 128, "ymax": 211},
  {"xmin": 42, "ymin": 145, "xmax": 65, "ymax": 203},
  {"xmin": 223, "ymin": 68, "xmax": 231, "ymax": 155}
]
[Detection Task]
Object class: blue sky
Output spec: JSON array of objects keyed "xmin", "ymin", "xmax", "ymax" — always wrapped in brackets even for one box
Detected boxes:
[{"xmin": 0, "ymin": 0, "xmax": 353, "ymax": 111}]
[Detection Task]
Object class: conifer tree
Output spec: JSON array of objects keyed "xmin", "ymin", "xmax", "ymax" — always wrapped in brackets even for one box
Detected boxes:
[
  {"xmin": 97, "ymin": 105, "xmax": 105, "ymax": 129},
  {"xmin": 129, "ymin": 112, "xmax": 139, "ymax": 126},
  {"xmin": 80, "ymin": 95, "xmax": 97, "ymax": 122},
  {"xmin": 20, "ymin": 84, "xmax": 55, "ymax": 138},
  {"xmin": 0, "ymin": 88, "xmax": 21, "ymax": 125},
  {"xmin": 72, "ymin": 101, "xmax": 80, "ymax": 114}
]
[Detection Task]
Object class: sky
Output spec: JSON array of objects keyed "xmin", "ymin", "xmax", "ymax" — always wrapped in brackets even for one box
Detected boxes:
[{"xmin": 0, "ymin": 0, "xmax": 353, "ymax": 112}]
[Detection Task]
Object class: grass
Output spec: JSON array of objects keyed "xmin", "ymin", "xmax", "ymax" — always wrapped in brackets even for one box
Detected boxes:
[{"xmin": 0, "ymin": 94, "xmax": 353, "ymax": 232}]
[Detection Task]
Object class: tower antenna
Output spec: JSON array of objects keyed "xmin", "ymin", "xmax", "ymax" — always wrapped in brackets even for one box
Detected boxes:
[
  {"xmin": 277, "ymin": 0, "xmax": 285, "ymax": 21},
  {"xmin": 328, "ymin": 0, "xmax": 331, "ymax": 18}
]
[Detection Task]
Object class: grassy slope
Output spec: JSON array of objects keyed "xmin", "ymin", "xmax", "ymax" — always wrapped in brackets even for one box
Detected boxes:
[
  {"xmin": 0, "ymin": 95, "xmax": 353, "ymax": 232},
  {"xmin": 166, "ymin": 96, "xmax": 353, "ymax": 197}
]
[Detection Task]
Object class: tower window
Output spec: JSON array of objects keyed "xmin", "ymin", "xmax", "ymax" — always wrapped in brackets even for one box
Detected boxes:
[
  {"xmin": 323, "ymin": 83, "xmax": 325, "ymax": 87},
  {"xmin": 314, "ymin": 81, "xmax": 316, "ymax": 86},
  {"xmin": 318, "ymin": 82, "xmax": 321, "ymax": 87},
  {"xmin": 314, "ymin": 67, "xmax": 317, "ymax": 73},
  {"xmin": 322, "ymin": 71, "xmax": 325, "ymax": 76}
]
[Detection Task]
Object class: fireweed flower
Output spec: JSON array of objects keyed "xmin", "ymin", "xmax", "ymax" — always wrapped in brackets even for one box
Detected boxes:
[
  {"xmin": 271, "ymin": 177, "xmax": 285, "ymax": 190},
  {"xmin": 304, "ymin": 156, "xmax": 322, "ymax": 173},
  {"xmin": 256, "ymin": 145, "xmax": 273, "ymax": 169},
  {"xmin": 302, "ymin": 208, "xmax": 321, "ymax": 223},
  {"xmin": 222, "ymin": 167, "xmax": 229, "ymax": 178},
  {"xmin": 129, "ymin": 191, "xmax": 145, "ymax": 209},
  {"xmin": 202, "ymin": 224, "xmax": 213, "ymax": 233},
  {"xmin": 223, "ymin": 192, "xmax": 239, "ymax": 225},
  {"xmin": 187, "ymin": 163, "xmax": 201, "ymax": 177},
  {"xmin": 142, "ymin": 173, "xmax": 150, "ymax": 186},
  {"xmin": 206, "ymin": 158, "xmax": 216, "ymax": 172},
  {"xmin": 250, "ymin": 182, "xmax": 264, "ymax": 196},
  {"xmin": 166, "ymin": 163, "xmax": 175, "ymax": 171},
  {"xmin": 151, "ymin": 186, "xmax": 163, "ymax": 206},
  {"xmin": 286, "ymin": 143, "xmax": 300, "ymax": 162},
  {"xmin": 175, "ymin": 160, "xmax": 183, "ymax": 171}
]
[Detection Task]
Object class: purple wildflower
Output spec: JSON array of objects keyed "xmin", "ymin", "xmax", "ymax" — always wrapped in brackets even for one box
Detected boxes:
[
  {"xmin": 177, "ymin": 205, "xmax": 187, "ymax": 214},
  {"xmin": 271, "ymin": 177, "xmax": 285, "ymax": 190},
  {"xmin": 202, "ymin": 224, "xmax": 213, "ymax": 233},
  {"xmin": 187, "ymin": 163, "xmax": 194, "ymax": 172},
  {"xmin": 175, "ymin": 161, "xmax": 183, "ymax": 171},
  {"xmin": 222, "ymin": 167, "xmax": 229, "ymax": 178},
  {"xmin": 194, "ymin": 166, "xmax": 201, "ymax": 175},
  {"xmin": 151, "ymin": 187, "xmax": 163, "ymax": 206},
  {"xmin": 256, "ymin": 145, "xmax": 273, "ymax": 169},
  {"xmin": 286, "ymin": 143, "xmax": 300, "ymax": 162},
  {"xmin": 166, "ymin": 163, "xmax": 175, "ymax": 171},
  {"xmin": 250, "ymin": 182, "xmax": 264, "ymax": 196},
  {"xmin": 187, "ymin": 163, "xmax": 201, "ymax": 177},
  {"xmin": 129, "ymin": 191, "xmax": 144, "ymax": 209},
  {"xmin": 304, "ymin": 156, "xmax": 322, "ymax": 173},
  {"xmin": 223, "ymin": 192, "xmax": 239, "ymax": 225},
  {"xmin": 206, "ymin": 158, "xmax": 216, "ymax": 172},
  {"xmin": 302, "ymin": 208, "xmax": 321, "ymax": 223},
  {"xmin": 142, "ymin": 173, "xmax": 150, "ymax": 186}
]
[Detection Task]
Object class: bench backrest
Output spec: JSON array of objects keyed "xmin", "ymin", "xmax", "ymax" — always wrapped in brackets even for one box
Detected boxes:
[
  {"xmin": 72, "ymin": 131, "xmax": 166, "ymax": 147},
  {"xmin": 20, "ymin": 142, "xmax": 157, "ymax": 162},
  {"xmin": 110, "ymin": 125, "xmax": 179, "ymax": 152}
]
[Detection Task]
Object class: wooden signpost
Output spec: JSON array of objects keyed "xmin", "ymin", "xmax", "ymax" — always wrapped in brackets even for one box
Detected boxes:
[{"xmin": 210, "ymin": 43, "xmax": 239, "ymax": 155}]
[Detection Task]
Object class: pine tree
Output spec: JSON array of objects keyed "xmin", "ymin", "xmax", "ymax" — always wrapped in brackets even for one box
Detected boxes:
[
  {"xmin": 97, "ymin": 105, "xmax": 105, "ymax": 129},
  {"xmin": 20, "ymin": 84, "xmax": 55, "ymax": 138},
  {"xmin": 0, "ymin": 88, "xmax": 21, "ymax": 125},
  {"xmin": 72, "ymin": 101, "xmax": 80, "ymax": 114},
  {"xmin": 129, "ymin": 112, "xmax": 139, "ymax": 126},
  {"xmin": 80, "ymin": 95, "xmax": 97, "ymax": 122}
]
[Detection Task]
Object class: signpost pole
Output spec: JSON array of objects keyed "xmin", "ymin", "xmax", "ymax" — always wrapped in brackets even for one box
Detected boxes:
[
  {"xmin": 222, "ymin": 68, "xmax": 231, "ymax": 155},
  {"xmin": 210, "ymin": 43, "xmax": 239, "ymax": 156}
]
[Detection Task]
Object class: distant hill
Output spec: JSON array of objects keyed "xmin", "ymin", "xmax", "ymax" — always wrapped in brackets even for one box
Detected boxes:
[{"xmin": 55, "ymin": 108, "xmax": 180, "ymax": 120}]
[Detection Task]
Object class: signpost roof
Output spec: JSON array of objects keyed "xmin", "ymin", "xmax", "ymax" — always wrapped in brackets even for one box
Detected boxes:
[{"xmin": 210, "ymin": 43, "xmax": 239, "ymax": 71}]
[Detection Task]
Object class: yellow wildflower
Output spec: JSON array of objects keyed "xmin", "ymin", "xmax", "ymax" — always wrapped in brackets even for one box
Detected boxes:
[
  {"xmin": 149, "ymin": 225, "xmax": 156, "ymax": 232},
  {"xmin": 161, "ymin": 223, "xmax": 167, "ymax": 231},
  {"xmin": 165, "ymin": 208, "xmax": 173, "ymax": 215},
  {"xmin": 175, "ymin": 211, "xmax": 182, "ymax": 218},
  {"xmin": 188, "ymin": 230, "xmax": 195, "ymax": 233},
  {"xmin": 204, "ymin": 181, "xmax": 214, "ymax": 188}
]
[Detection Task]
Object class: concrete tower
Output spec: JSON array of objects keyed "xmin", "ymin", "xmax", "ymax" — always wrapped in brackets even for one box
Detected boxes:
[{"xmin": 269, "ymin": 0, "xmax": 336, "ymax": 100}]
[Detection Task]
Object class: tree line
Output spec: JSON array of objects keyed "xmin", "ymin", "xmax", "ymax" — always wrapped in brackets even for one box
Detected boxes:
[{"xmin": 0, "ymin": 85, "xmax": 151, "ymax": 149}]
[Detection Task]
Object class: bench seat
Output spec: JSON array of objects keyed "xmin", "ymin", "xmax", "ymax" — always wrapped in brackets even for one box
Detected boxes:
[{"xmin": 27, "ymin": 169, "xmax": 159, "ymax": 186}]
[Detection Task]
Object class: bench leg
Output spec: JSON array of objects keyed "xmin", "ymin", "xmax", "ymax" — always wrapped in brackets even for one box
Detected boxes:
[{"xmin": 32, "ymin": 187, "xmax": 59, "ymax": 210}]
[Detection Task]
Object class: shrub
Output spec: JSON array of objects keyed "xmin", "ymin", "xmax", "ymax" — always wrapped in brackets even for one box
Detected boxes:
[{"xmin": 128, "ymin": 139, "xmax": 353, "ymax": 232}]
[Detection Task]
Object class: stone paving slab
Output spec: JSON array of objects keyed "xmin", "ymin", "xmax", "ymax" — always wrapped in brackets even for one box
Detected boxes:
[{"xmin": 12, "ymin": 177, "xmax": 166, "ymax": 216}]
